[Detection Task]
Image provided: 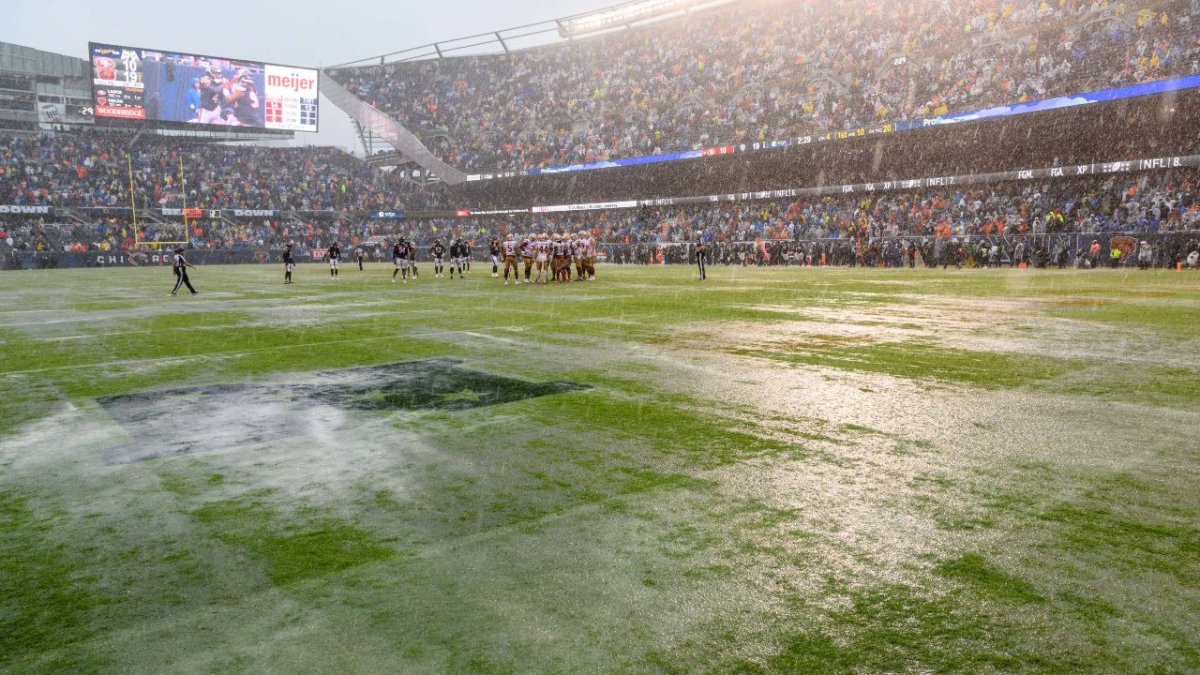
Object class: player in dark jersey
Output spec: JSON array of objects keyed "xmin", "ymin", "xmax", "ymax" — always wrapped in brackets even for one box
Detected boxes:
[
  {"xmin": 325, "ymin": 241, "xmax": 341, "ymax": 278},
  {"xmin": 430, "ymin": 239, "xmax": 446, "ymax": 277},
  {"xmin": 694, "ymin": 233, "xmax": 708, "ymax": 281},
  {"xmin": 392, "ymin": 239, "xmax": 410, "ymax": 283},
  {"xmin": 407, "ymin": 239, "xmax": 418, "ymax": 278},
  {"xmin": 170, "ymin": 247, "xmax": 197, "ymax": 295},
  {"xmin": 463, "ymin": 240, "xmax": 472, "ymax": 272},
  {"xmin": 224, "ymin": 69, "xmax": 261, "ymax": 127},
  {"xmin": 283, "ymin": 243, "xmax": 295, "ymax": 284},
  {"xmin": 449, "ymin": 238, "xmax": 467, "ymax": 278},
  {"xmin": 489, "ymin": 238, "xmax": 501, "ymax": 277},
  {"xmin": 195, "ymin": 70, "xmax": 224, "ymax": 125}
]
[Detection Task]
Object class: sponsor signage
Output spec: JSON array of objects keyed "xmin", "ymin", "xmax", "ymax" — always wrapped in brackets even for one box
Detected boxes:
[
  {"xmin": 528, "ymin": 154, "xmax": 1198, "ymax": 213},
  {"xmin": 461, "ymin": 209, "xmax": 529, "ymax": 216},
  {"xmin": 530, "ymin": 200, "xmax": 637, "ymax": 214},
  {"xmin": 160, "ymin": 208, "xmax": 206, "ymax": 218},
  {"xmin": 38, "ymin": 103, "xmax": 66, "ymax": 124}
]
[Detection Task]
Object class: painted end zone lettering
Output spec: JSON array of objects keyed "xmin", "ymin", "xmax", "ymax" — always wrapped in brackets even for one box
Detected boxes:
[{"xmin": 0, "ymin": 205, "xmax": 53, "ymax": 215}]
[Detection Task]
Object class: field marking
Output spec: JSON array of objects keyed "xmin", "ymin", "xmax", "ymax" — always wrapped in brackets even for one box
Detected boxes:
[{"xmin": 0, "ymin": 322, "xmax": 558, "ymax": 377}]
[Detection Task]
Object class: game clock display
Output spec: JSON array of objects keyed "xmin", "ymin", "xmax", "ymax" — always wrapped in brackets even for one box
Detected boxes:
[{"xmin": 89, "ymin": 42, "xmax": 319, "ymax": 132}]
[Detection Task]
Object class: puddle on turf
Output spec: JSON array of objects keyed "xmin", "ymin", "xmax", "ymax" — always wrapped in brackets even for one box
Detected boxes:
[{"xmin": 97, "ymin": 358, "xmax": 588, "ymax": 464}]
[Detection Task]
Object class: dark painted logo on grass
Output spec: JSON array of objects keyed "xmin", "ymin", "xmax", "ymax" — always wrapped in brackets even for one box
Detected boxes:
[{"xmin": 97, "ymin": 359, "xmax": 588, "ymax": 464}]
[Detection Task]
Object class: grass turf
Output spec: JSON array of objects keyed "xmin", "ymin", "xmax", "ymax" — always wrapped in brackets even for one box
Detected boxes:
[{"xmin": 1, "ymin": 263, "xmax": 1198, "ymax": 673}]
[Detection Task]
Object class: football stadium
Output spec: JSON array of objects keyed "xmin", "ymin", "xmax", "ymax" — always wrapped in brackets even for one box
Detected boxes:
[{"xmin": 2, "ymin": 0, "xmax": 1199, "ymax": 671}]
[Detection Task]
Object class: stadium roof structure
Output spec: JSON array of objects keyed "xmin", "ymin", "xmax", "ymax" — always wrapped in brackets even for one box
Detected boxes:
[{"xmin": 328, "ymin": 0, "xmax": 735, "ymax": 68}]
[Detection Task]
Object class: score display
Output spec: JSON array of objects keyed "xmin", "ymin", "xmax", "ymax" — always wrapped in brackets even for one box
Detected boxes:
[{"xmin": 89, "ymin": 42, "xmax": 319, "ymax": 132}]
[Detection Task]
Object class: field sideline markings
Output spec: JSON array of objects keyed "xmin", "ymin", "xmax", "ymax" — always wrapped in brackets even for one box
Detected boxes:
[{"xmin": 0, "ymin": 319, "xmax": 570, "ymax": 376}]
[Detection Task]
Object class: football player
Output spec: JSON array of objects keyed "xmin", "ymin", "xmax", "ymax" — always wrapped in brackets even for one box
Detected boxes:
[
  {"xmin": 572, "ymin": 231, "xmax": 585, "ymax": 281},
  {"xmin": 489, "ymin": 237, "xmax": 501, "ymax": 277},
  {"xmin": 502, "ymin": 233, "xmax": 519, "ymax": 284},
  {"xmin": 534, "ymin": 233, "xmax": 550, "ymax": 284},
  {"xmin": 519, "ymin": 232, "xmax": 535, "ymax": 284},
  {"xmin": 283, "ymin": 243, "xmax": 295, "ymax": 284},
  {"xmin": 581, "ymin": 230, "xmax": 596, "ymax": 281},
  {"xmin": 224, "ymin": 69, "xmax": 260, "ymax": 127},
  {"xmin": 195, "ymin": 69, "xmax": 225, "ymax": 125},
  {"xmin": 325, "ymin": 240, "xmax": 341, "ymax": 278},
  {"xmin": 392, "ymin": 238, "xmax": 410, "ymax": 283},
  {"xmin": 430, "ymin": 238, "xmax": 446, "ymax": 277},
  {"xmin": 552, "ymin": 233, "xmax": 568, "ymax": 282}
]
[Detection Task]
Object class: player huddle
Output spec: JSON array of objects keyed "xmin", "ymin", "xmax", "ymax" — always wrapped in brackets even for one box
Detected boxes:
[
  {"xmin": 391, "ymin": 236, "xmax": 471, "ymax": 283},
  {"xmin": 286, "ymin": 232, "xmax": 598, "ymax": 286},
  {"xmin": 493, "ymin": 231, "xmax": 597, "ymax": 284}
]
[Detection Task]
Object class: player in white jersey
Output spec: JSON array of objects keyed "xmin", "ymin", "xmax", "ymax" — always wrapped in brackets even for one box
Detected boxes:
[
  {"xmin": 562, "ymin": 232, "xmax": 577, "ymax": 281},
  {"xmin": 549, "ymin": 233, "xmax": 562, "ymax": 282},
  {"xmin": 580, "ymin": 230, "xmax": 596, "ymax": 281},
  {"xmin": 519, "ymin": 233, "xmax": 535, "ymax": 284},
  {"xmin": 573, "ymin": 233, "xmax": 588, "ymax": 279},
  {"xmin": 534, "ymin": 233, "xmax": 550, "ymax": 283},
  {"xmin": 501, "ymin": 234, "xmax": 519, "ymax": 284}
]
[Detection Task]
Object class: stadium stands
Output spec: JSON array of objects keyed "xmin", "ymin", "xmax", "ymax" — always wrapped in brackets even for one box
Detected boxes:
[
  {"xmin": 448, "ymin": 87, "xmax": 1200, "ymax": 208},
  {"xmin": 4, "ymin": 122, "xmax": 1197, "ymax": 260},
  {"xmin": 0, "ymin": 131, "xmax": 407, "ymax": 211},
  {"xmin": 328, "ymin": 0, "xmax": 1200, "ymax": 172}
]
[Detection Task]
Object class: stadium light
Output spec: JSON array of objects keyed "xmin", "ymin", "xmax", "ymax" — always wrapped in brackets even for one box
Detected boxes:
[{"xmin": 558, "ymin": 0, "xmax": 735, "ymax": 38}]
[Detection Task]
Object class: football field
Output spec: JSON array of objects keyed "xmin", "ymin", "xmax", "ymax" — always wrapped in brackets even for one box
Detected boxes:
[{"xmin": 1, "ymin": 263, "xmax": 1198, "ymax": 673}]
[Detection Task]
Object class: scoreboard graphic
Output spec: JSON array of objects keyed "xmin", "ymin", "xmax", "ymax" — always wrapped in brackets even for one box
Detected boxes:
[{"xmin": 89, "ymin": 42, "xmax": 319, "ymax": 132}]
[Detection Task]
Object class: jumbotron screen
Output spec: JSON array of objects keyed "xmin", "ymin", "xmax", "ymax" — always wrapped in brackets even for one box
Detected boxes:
[{"xmin": 88, "ymin": 42, "xmax": 319, "ymax": 132}]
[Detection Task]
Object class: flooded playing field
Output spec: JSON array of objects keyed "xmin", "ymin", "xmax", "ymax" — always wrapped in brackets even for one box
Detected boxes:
[{"xmin": 1, "ymin": 265, "xmax": 1198, "ymax": 672}]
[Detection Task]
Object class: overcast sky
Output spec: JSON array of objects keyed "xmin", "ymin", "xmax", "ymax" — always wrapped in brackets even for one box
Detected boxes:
[{"xmin": 1, "ymin": 0, "xmax": 611, "ymax": 152}]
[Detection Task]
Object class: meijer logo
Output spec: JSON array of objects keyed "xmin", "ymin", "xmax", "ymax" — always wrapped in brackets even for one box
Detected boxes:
[{"xmin": 267, "ymin": 73, "xmax": 316, "ymax": 93}]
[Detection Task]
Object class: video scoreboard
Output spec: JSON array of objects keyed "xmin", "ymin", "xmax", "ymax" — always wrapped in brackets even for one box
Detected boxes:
[{"xmin": 89, "ymin": 42, "xmax": 319, "ymax": 132}]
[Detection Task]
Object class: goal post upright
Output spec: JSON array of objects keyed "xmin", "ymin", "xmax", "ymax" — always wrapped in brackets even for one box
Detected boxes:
[
  {"xmin": 128, "ymin": 154, "xmax": 140, "ymax": 246},
  {"xmin": 179, "ymin": 155, "xmax": 188, "ymax": 244},
  {"xmin": 129, "ymin": 152, "xmax": 189, "ymax": 249}
]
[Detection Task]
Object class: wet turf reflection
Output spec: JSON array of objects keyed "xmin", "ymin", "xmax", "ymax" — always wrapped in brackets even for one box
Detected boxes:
[{"xmin": 97, "ymin": 358, "xmax": 588, "ymax": 463}]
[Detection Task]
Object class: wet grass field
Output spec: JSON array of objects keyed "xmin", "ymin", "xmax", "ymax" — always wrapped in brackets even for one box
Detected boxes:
[{"xmin": 1, "ymin": 263, "xmax": 1198, "ymax": 673}]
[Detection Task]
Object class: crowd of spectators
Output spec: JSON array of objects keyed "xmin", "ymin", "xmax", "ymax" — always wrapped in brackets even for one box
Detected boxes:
[
  {"xmin": 0, "ymin": 131, "xmax": 421, "ymax": 212},
  {"xmin": 6, "ymin": 165, "xmax": 1197, "ymax": 257},
  {"xmin": 450, "ymin": 87, "xmax": 1200, "ymax": 208},
  {"xmin": 330, "ymin": 0, "xmax": 1200, "ymax": 172}
]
